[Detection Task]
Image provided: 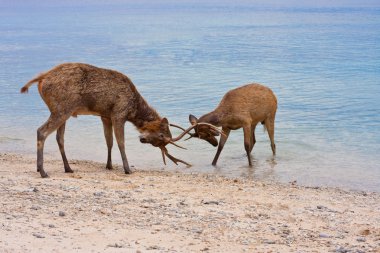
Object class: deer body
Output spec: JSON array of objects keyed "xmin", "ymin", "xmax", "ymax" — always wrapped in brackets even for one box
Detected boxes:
[
  {"xmin": 189, "ymin": 83, "xmax": 277, "ymax": 166},
  {"xmin": 21, "ymin": 63, "xmax": 179, "ymax": 177}
]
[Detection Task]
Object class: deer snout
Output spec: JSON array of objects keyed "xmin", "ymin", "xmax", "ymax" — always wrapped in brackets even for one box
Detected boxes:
[{"xmin": 139, "ymin": 135, "xmax": 148, "ymax": 143}]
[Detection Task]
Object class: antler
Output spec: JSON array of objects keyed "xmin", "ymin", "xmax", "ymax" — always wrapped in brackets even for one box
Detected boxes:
[
  {"xmin": 160, "ymin": 146, "xmax": 191, "ymax": 166},
  {"xmin": 169, "ymin": 141, "xmax": 187, "ymax": 149},
  {"xmin": 169, "ymin": 123, "xmax": 187, "ymax": 132},
  {"xmin": 171, "ymin": 124, "xmax": 198, "ymax": 142},
  {"xmin": 171, "ymin": 122, "xmax": 225, "ymax": 142}
]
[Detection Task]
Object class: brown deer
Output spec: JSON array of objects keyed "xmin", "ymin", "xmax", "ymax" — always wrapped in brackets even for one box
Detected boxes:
[
  {"xmin": 187, "ymin": 83, "xmax": 277, "ymax": 166},
  {"xmin": 20, "ymin": 63, "xmax": 213, "ymax": 178}
]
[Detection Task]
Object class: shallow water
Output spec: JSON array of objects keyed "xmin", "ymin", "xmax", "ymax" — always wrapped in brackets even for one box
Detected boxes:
[{"xmin": 1, "ymin": 2, "xmax": 379, "ymax": 191}]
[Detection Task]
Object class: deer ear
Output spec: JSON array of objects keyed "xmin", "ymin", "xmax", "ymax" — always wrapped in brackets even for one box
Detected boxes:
[
  {"xmin": 161, "ymin": 117, "xmax": 169, "ymax": 127},
  {"xmin": 189, "ymin": 114, "xmax": 198, "ymax": 125}
]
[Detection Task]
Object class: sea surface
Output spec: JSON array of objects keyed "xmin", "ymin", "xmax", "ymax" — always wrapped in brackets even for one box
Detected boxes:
[{"xmin": 1, "ymin": 1, "xmax": 379, "ymax": 191}]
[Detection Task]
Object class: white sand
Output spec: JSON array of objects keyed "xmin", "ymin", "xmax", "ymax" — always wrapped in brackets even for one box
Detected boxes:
[{"xmin": 0, "ymin": 153, "xmax": 379, "ymax": 252}]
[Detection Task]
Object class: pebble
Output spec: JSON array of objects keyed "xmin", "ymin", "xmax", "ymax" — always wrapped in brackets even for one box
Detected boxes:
[
  {"xmin": 202, "ymin": 200, "xmax": 220, "ymax": 205},
  {"xmin": 28, "ymin": 187, "xmax": 38, "ymax": 192},
  {"xmin": 319, "ymin": 233, "xmax": 331, "ymax": 238},
  {"xmin": 30, "ymin": 206, "xmax": 41, "ymax": 210},
  {"xmin": 335, "ymin": 247, "xmax": 349, "ymax": 253},
  {"xmin": 263, "ymin": 240, "xmax": 276, "ymax": 244},
  {"xmin": 93, "ymin": 192, "xmax": 104, "ymax": 197},
  {"xmin": 356, "ymin": 237, "xmax": 366, "ymax": 242},
  {"xmin": 107, "ymin": 243, "xmax": 123, "ymax": 248},
  {"xmin": 32, "ymin": 233, "xmax": 45, "ymax": 238},
  {"xmin": 59, "ymin": 211, "xmax": 66, "ymax": 217}
]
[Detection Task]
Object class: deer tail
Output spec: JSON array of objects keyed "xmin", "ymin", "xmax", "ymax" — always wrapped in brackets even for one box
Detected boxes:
[{"xmin": 20, "ymin": 73, "xmax": 46, "ymax": 93}]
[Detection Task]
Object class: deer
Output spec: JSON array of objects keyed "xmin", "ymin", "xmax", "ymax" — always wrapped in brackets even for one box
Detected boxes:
[
  {"xmin": 186, "ymin": 83, "xmax": 277, "ymax": 166},
  {"xmin": 20, "ymin": 63, "xmax": 220, "ymax": 178}
]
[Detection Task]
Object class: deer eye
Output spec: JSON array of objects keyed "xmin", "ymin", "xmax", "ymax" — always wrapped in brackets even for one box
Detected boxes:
[{"xmin": 159, "ymin": 133, "xmax": 165, "ymax": 138}]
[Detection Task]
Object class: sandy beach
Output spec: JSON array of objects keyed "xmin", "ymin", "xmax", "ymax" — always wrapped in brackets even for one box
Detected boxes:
[{"xmin": 0, "ymin": 153, "xmax": 379, "ymax": 253}]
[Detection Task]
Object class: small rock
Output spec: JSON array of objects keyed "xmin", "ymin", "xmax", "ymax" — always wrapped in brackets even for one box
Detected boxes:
[
  {"xmin": 319, "ymin": 233, "xmax": 330, "ymax": 238},
  {"xmin": 147, "ymin": 245, "xmax": 160, "ymax": 250},
  {"xmin": 336, "ymin": 247, "xmax": 349, "ymax": 253},
  {"xmin": 263, "ymin": 240, "xmax": 276, "ymax": 244},
  {"xmin": 356, "ymin": 237, "xmax": 366, "ymax": 242},
  {"xmin": 202, "ymin": 200, "xmax": 219, "ymax": 205},
  {"xmin": 28, "ymin": 187, "xmax": 38, "ymax": 192},
  {"xmin": 32, "ymin": 233, "xmax": 45, "ymax": 238},
  {"xmin": 48, "ymin": 224, "xmax": 55, "ymax": 228},
  {"xmin": 360, "ymin": 229, "xmax": 370, "ymax": 236},
  {"xmin": 93, "ymin": 192, "xmax": 104, "ymax": 197},
  {"xmin": 30, "ymin": 206, "xmax": 41, "ymax": 210},
  {"xmin": 59, "ymin": 211, "xmax": 66, "ymax": 217},
  {"xmin": 107, "ymin": 243, "xmax": 123, "ymax": 248}
]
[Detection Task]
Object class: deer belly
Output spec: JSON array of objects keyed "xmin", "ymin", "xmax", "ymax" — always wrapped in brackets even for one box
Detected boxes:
[{"xmin": 72, "ymin": 109, "xmax": 101, "ymax": 117}]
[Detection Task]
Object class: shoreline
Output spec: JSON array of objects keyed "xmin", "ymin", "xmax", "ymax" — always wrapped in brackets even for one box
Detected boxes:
[{"xmin": 1, "ymin": 153, "xmax": 379, "ymax": 252}]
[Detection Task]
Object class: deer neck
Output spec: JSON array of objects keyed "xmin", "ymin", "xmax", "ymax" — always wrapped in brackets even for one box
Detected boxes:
[
  {"xmin": 199, "ymin": 110, "xmax": 222, "ymax": 127},
  {"xmin": 130, "ymin": 96, "xmax": 161, "ymax": 130}
]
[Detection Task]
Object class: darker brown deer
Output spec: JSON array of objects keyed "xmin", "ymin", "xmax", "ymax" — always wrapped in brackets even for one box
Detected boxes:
[
  {"xmin": 187, "ymin": 83, "xmax": 277, "ymax": 166},
  {"xmin": 20, "ymin": 63, "xmax": 203, "ymax": 178}
]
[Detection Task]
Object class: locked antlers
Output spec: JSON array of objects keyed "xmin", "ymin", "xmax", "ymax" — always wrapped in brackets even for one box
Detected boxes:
[{"xmin": 160, "ymin": 122, "xmax": 224, "ymax": 166}]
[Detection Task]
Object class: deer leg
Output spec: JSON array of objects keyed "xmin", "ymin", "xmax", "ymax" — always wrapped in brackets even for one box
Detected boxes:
[
  {"xmin": 243, "ymin": 125, "xmax": 253, "ymax": 166},
  {"xmin": 56, "ymin": 122, "xmax": 73, "ymax": 173},
  {"xmin": 250, "ymin": 124, "xmax": 257, "ymax": 153},
  {"xmin": 101, "ymin": 117, "xmax": 113, "ymax": 170},
  {"xmin": 37, "ymin": 114, "xmax": 70, "ymax": 178},
  {"xmin": 212, "ymin": 127, "xmax": 230, "ymax": 166},
  {"xmin": 265, "ymin": 117, "xmax": 276, "ymax": 155},
  {"xmin": 112, "ymin": 120, "xmax": 132, "ymax": 174}
]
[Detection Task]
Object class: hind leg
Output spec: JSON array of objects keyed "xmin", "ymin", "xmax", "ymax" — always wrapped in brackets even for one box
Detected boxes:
[
  {"xmin": 101, "ymin": 117, "xmax": 113, "ymax": 170},
  {"xmin": 249, "ymin": 124, "xmax": 257, "ymax": 153},
  {"xmin": 265, "ymin": 117, "xmax": 276, "ymax": 155},
  {"xmin": 37, "ymin": 113, "xmax": 71, "ymax": 178},
  {"xmin": 243, "ymin": 125, "xmax": 253, "ymax": 166},
  {"xmin": 56, "ymin": 122, "xmax": 73, "ymax": 173}
]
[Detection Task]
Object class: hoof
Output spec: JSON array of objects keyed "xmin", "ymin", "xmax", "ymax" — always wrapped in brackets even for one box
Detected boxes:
[
  {"xmin": 124, "ymin": 169, "xmax": 132, "ymax": 174},
  {"xmin": 65, "ymin": 168, "xmax": 74, "ymax": 173},
  {"xmin": 106, "ymin": 165, "xmax": 113, "ymax": 170},
  {"xmin": 40, "ymin": 171, "xmax": 49, "ymax": 178}
]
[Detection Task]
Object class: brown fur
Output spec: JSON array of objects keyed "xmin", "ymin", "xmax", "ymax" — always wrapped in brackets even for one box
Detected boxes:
[
  {"xmin": 21, "ymin": 63, "xmax": 171, "ymax": 177},
  {"xmin": 189, "ymin": 83, "xmax": 277, "ymax": 166}
]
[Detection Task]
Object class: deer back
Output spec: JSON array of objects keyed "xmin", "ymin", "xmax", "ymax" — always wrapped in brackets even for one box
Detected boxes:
[{"xmin": 37, "ymin": 63, "xmax": 140, "ymax": 119}]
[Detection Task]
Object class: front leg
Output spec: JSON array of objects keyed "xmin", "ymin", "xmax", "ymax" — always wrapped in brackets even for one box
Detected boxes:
[
  {"xmin": 212, "ymin": 127, "xmax": 230, "ymax": 166},
  {"xmin": 243, "ymin": 125, "xmax": 252, "ymax": 166},
  {"xmin": 112, "ymin": 119, "xmax": 132, "ymax": 174}
]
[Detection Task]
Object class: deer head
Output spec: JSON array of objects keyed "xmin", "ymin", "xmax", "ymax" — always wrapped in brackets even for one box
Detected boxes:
[
  {"xmin": 139, "ymin": 117, "xmax": 223, "ymax": 166},
  {"xmin": 186, "ymin": 114, "xmax": 221, "ymax": 147}
]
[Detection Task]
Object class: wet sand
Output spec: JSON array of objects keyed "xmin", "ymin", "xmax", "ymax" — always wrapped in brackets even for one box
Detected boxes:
[{"xmin": 0, "ymin": 153, "xmax": 379, "ymax": 252}]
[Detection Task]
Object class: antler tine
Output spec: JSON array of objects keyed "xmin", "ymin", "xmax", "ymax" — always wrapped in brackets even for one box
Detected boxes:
[
  {"xmin": 161, "ymin": 148, "xmax": 166, "ymax": 165},
  {"xmin": 169, "ymin": 141, "xmax": 187, "ymax": 150},
  {"xmin": 160, "ymin": 147, "xmax": 191, "ymax": 166},
  {"xmin": 171, "ymin": 124, "xmax": 198, "ymax": 142},
  {"xmin": 169, "ymin": 123, "xmax": 187, "ymax": 132},
  {"xmin": 184, "ymin": 133, "xmax": 195, "ymax": 141}
]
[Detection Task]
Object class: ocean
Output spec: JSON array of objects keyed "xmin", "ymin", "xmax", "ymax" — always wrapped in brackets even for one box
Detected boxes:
[{"xmin": 0, "ymin": 1, "xmax": 379, "ymax": 191}]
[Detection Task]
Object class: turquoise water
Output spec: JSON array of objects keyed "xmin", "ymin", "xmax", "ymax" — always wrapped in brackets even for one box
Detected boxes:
[{"xmin": 1, "ymin": 2, "xmax": 379, "ymax": 191}]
